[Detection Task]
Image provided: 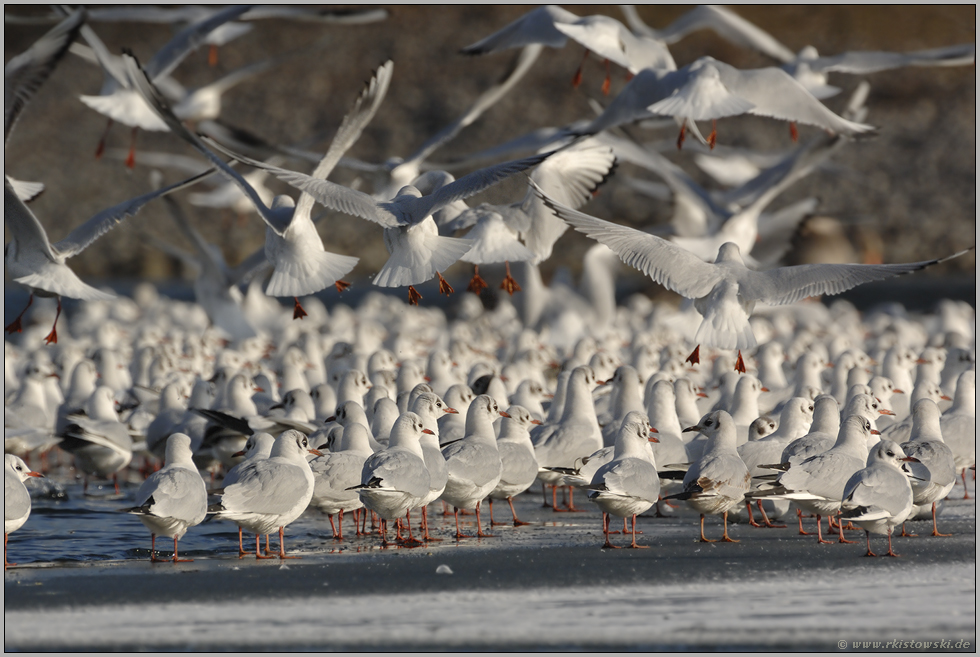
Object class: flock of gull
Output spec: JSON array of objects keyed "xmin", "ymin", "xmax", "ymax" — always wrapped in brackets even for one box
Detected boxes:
[{"xmin": 3, "ymin": 6, "xmax": 976, "ymax": 567}]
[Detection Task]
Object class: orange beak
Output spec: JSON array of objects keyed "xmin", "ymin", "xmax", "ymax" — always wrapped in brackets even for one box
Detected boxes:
[
  {"xmin": 760, "ymin": 387, "xmax": 770, "ymax": 392},
  {"xmin": 499, "ymin": 411, "xmax": 511, "ymax": 418},
  {"xmin": 445, "ymin": 407, "xmax": 459, "ymax": 414},
  {"xmin": 28, "ymin": 471, "xmax": 44, "ymax": 478},
  {"xmin": 531, "ymin": 419, "xmax": 542, "ymax": 425},
  {"xmin": 870, "ymin": 429, "xmax": 881, "ymax": 435},
  {"xmin": 231, "ymin": 450, "xmax": 246, "ymax": 458},
  {"xmin": 878, "ymin": 409, "xmax": 895, "ymax": 416},
  {"xmin": 308, "ymin": 449, "xmax": 324, "ymax": 457},
  {"xmin": 422, "ymin": 428, "xmax": 435, "ymax": 435}
]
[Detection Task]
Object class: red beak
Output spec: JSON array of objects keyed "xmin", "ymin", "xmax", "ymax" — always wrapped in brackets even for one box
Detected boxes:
[
  {"xmin": 531, "ymin": 419, "xmax": 542, "ymax": 425},
  {"xmin": 308, "ymin": 449, "xmax": 324, "ymax": 456},
  {"xmin": 499, "ymin": 411, "xmax": 511, "ymax": 418},
  {"xmin": 870, "ymin": 429, "xmax": 881, "ymax": 435},
  {"xmin": 445, "ymin": 407, "xmax": 459, "ymax": 414},
  {"xmin": 422, "ymin": 428, "xmax": 435, "ymax": 435}
]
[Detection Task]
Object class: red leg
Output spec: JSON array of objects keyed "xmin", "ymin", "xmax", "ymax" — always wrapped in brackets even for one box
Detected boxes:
[
  {"xmin": 734, "ymin": 350, "xmax": 746, "ymax": 373},
  {"xmin": 5, "ymin": 294, "xmax": 34, "ymax": 334},
  {"xmin": 720, "ymin": 511, "xmax": 739, "ymax": 542},
  {"xmin": 173, "ymin": 536, "xmax": 192, "ymax": 562},
  {"xmin": 335, "ymin": 280, "xmax": 351, "ymax": 294},
  {"xmin": 488, "ymin": 497, "xmax": 497, "ymax": 526},
  {"xmin": 789, "ymin": 122, "xmax": 799, "ymax": 142},
  {"xmin": 676, "ymin": 124, "xmax": 686, "ymax": 150},
  {"xmin": 238, "ymin": 527, "xmax": 247, "ymax": 558},
  {"xmin": 475, "ymin": 501, "xmax": 493, "ymax": 537},
  {"xmin": 837, "ymin": 513, "xmax": 858, "ymax": 544},
  {"xmin": 508, "ymin": 497, "xmax": 529, "ymax": 526},
  {"xmin": 962, "ymin": 470, "xmax": 970, "ymax": 499},
  {"xmin": 758, "ymin": 501, "xmax": 786, "ymax": 528},
  {"xmin": 278, "ymin": 526, "xmax": 300, "ymax": 559},
  {"xmin": 256, "ymin": 533, "xmax": 276, "ymax": 559},
  {"xmin": 541, "ymin": 482, "xmax": 551, "ymax": 508},
  {"xmin": 797, "ymin": 508, "xmax": 812, "ymax": 535},
  {"xmin": 863, "ymin": 531, "xmax": 877, "ymax": 557},
  {"xmin": 931, "ymin": 502, "xmax": 951, "ymax": 537},
  {"xmin": 885, "ymin": 529, "xmax": 900, "ymax": 557},
  {"xmin": 437, "ymin": 272, "xmax": 454, "ymax": 296},
  {"xmin": 551, "ymin": 485, "xmax": 568, "ymax": 512},
  {"xmin": 150, "ymin": 533, "xmax": 168, "ymax": 562},
  {"xmin": 421, "ymin": 506, "xmax": 441, "ymax": 541},
  {"xmin": 407, "ymin": 286, "xmax": 422, "ymax": 306},
  {"xmin": 601, "ymin": 59, "xmax": 611, "ymax": 96},
  {"xmin": 900, "ymin": 522, "xmax": 917, "ymax": 538},
  {"xmin": 565, "ymin": 487, "xmax": 585, "ymax": 512},
  {"xmin": 454, "ymin": 508, "xmax": 473, "ymax": 540},
  {"xmin": 379, "ymin": 518, "xmax": 389, "ymax": 548},
  {"xmin": 337, "ymin": 509, "xmax": 345, "ymax": 541},
  {"xmin": 126, "ymin": 127, "xmax": 138, "ymax": 169},
  {"xmin": 571, "ymin": 48, "xmax": 588, "ymax": 88},
  {"xmin": 627, "ymin": 514, "xmax": 648, "ymax": 549},
  {"xmin": 707, "ymin": 119, "xmax": 717, "ymax": 149},
  {"xmin": 747, "ymin": 500, "xmax": 763, "ymax": 528},
  {"xmin": 467, "ymin": 265, "xmax": 489, "ymax": 295},
  {"xmin": 500, "ymin": 261, "xmax": 521, "ymax": 295},
  {"xmin": 293, "ymin": 297, "xmax": 308, "ymax": 320},
  {"xmin": 4, "ymin": 532, "xmax": 14, "ymax": 569},
  {"xmin": 328, "ymin": 514, "xmax": 339, "ymax": 539},
  {"xmin": 601, "ymin": 513, "xmax": 619, "ymax": 549},
  {"xmin": 815, "ymin": 515, "xmax": 833, "ymax": 544},
  {"xmin": 685, "ymin": 344, "xmax": 700, "ymax": 366},
  {"xmin": 699, "ymin": 514, "xmax": 717, "ymax": 543},
  {"xmin": 402, "ymin": 509, "xmax": 423, "ymax": 547},
  {"xmin": 94, "ymin": 118, "xmax": 113, "ymax": 159}
]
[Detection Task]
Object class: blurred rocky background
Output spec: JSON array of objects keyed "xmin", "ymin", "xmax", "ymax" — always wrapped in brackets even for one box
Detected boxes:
[{"xmin": 4, "ymin": 5, "xmax": 976, "ymax": 299}]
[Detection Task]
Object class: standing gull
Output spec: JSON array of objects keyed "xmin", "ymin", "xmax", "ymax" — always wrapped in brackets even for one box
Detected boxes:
[
  {"xmin": 124, "ymin": 433, "xmax": 207, "ymax": 563},
  {"xmin": 840, "ymin": 440, "xmax": 917, "ymax": 557},
  {"xmin": 5, "ymin": 454, "xmax": 43, "ymax": 569},
  {"xmin": 208, "ymin": 430, "xmax": 321, "ymax": 559}
]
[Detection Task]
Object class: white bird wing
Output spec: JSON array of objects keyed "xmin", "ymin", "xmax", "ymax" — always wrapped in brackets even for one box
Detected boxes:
[
  {"xmin": 529, "ymin": 180, "xmax": 726, "ymax": 299},
  {"xmin": 123, "ymin": 51, "xmax": 290, "ymax": 236},
  {"xmin": 594, "ymin": 458, "xmax": 661, "ymax": 503},
  {"xmin": 136, "ymin": 467, "xmax": 206, "ymax": 522},
  {"xmin": 202, "ymin": 136, "xmax": 396, "ymax": 227},
  {"xmin": 4, "ymin": 180, "xmax": 56, "ymax": 261},
  {"xmin": 143, "ymin": 5, "xmax": 251, "ymax": 81},
  {"xmin": 7, "ymin": 177, "xmax": 45, "ymax": 202},
  {"xmin": 5, "ymin": 470, "xmax": 32, "ymax": 521},
  {"xmin": 64, "ymin": 415, "xmax": 133, "ymax": 454},
  {"xmin": 841, "ymin": 466, "xmax": 909, "ymax": 518},
  {"xmin": 221, "ymin": 460, "xmax": 309, "ymax": 516},
  {"xmin": 651, "ymin": 5, "xmax": 796, "ymax": 63},
  {"xmin": 711, "ymin": 59, "xmax": 876, "ymax": 135},
  {"xmin": 807, "ymin": 43, "xmax": 976, "ymax": 75},
  {"xmin": 460, "ymin": 5, "xmax": 577, "ymax": 54},
  {"xmin": 51, "ymin": 169, "xmax": 214, "ymax": 259},
  {"xmin": 293, "ymin": 60, "xmax": 394, "ymax": 221},
  {"xmin": 737, "ymin": 248, "xmax": 974, "ymax": 306},
  {"xmin": 4, "ymin": 8, "xmax": 85, "ymax": 142},
  {"xmin": 391, "ymin": 150, "xmax": 554, "ymax": 226}
]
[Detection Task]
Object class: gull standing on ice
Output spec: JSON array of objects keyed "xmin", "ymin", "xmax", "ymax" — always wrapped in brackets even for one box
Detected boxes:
[
  {"xmin": 840, "ymin": 440, "xmax": 917, "ymax": 557},
  {"xmin": 665, "ymin": 410, "xmax": 750, "ymax": 543},
  {"xmin": 587, "ymin": 412, "xmax": 661, "ymax": 549},
  {"xmin": 208, "ymin": 430, "xmax": 321, "ymax": 559},
  {"xmin": 899, "ymin": 399, "xmax": 956, "ymax": 537},
  {"xmin": 124, "ymin": 433, "xmax": 207, "ymax": 563},
  {"xmin": 4, "ymin": 454, "xmax": 43, "ymax": 569}
]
